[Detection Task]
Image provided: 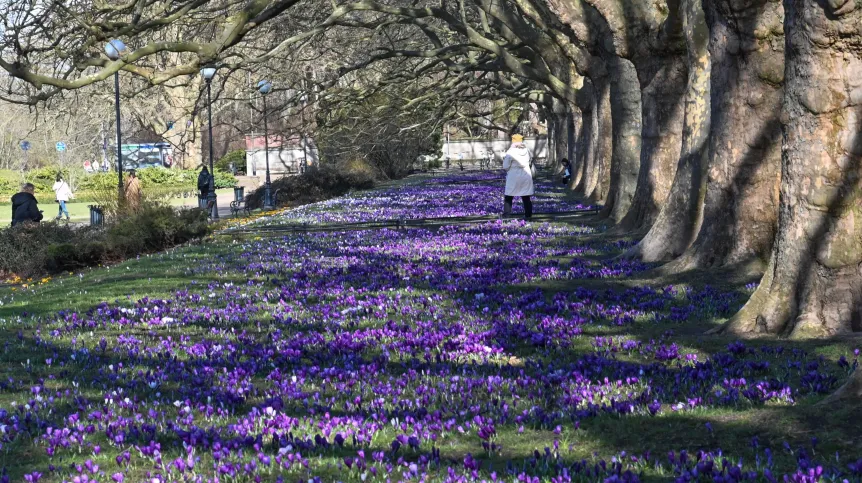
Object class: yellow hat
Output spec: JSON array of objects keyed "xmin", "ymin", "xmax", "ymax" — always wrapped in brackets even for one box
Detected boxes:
[{"xmin": 512, "ymin": 134, "xmax": 524, "ymax": 143}]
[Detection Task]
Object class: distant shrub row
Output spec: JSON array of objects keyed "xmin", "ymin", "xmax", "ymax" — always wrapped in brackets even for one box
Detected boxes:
[
  {"xmin": 245, "ymin": 160, "xmax": 377, "ymax": 209},
  {"xmin": 0, "ymin": 205, "xmax": 210, "ymax": 278},
  {"xmin": 0, "ymin": 167, "xmax": 237, "ymax": 202}
]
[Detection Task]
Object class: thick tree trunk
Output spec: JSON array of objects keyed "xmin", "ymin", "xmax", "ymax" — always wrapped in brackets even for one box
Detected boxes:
[
  {"xmin": 624, "ymin": 0, "xmax": 711, "ymax": 261},
  {"xmin": 723, "ymin": 0, "xmax": 862, "ymax": 338},
  {"xmin": 555, "ymin": 111, "xmax": 568, "ymax": 165},
  {"xmin": 567, "ymin": 109, "xmax": 576, "ymax": 164},
  {"xmin": 571, "ymin": 109, "xmax": 586, "ymax": 188},
  {"xmin": 573, "ymin": 95, "xmax": 593, "ymax": 194},
  {"xmin": 575, "ymin": 75, "xmax": 612, "ymax": 204},
  {"xmin": 618, "ymin": 55, "xmax": 687, "ymax": 231},
  {"xmin": 600, "ymin": 57, "xmax": 643, "ymax": 222},
  {"xmin": 546, "ymin": 113, "xmax": 560, "ymax": 166},
  {"xmin": 590, "ymin": 74, "xmax": 613, "ymax": 204},
  {"xmin": 671, "ymin": 0, "xmax": 784, "ymax": 271}
]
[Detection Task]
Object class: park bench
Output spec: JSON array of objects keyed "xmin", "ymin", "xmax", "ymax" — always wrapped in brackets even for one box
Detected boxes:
[{"xmin": 230, "ymin": 197, "xmax": 251, "ymax": 217}]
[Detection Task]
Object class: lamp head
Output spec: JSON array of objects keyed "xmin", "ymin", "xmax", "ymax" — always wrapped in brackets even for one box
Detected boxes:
[
  {"xmin": 257, "ymin": 80, "xmax": 272, "ymax": 94},
  {"xmin": 200, "ymin": 66, "xmax": 217, "ymax": 81},
  {"xmin": 104, "ymin": 39, "xmax": 126, "ymax": 61}
]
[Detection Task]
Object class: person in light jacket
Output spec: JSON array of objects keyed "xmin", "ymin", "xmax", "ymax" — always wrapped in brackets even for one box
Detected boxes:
[
  {"xmin": 52, "ymin": 174, "xmax": 73, "ymax": 221},
  {"xmin": 502, "ymin": 134, "xmax": 534, "ymax": 220},
  {"xmin": 124, "ymin": 169, "xmax": 143, "ymax": 212}
]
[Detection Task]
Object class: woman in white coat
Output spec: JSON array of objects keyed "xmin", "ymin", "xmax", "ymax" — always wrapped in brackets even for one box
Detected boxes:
[
  {"xmin": 502, "ymin": 134, "xmax": 534, "ymax": 220},
  {"xmin": 52, "ymin": 174, "xmax": 73, "ymax": 221}
]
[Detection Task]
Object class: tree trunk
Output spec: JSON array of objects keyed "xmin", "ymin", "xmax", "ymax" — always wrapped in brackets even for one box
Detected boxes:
[
  {"xmin": 554, "ymin": 109, "xmax": 568, "ymax": 166},
  {"xmin": 575, "ymin": 79, "xmax": 601, "ymax": 198},
  {"xmin": 623, "ymin": 0, "xmax": 711, "ymax": 261},
  {"xmin": 164, "ymin": 120, "xmax": 202, "ymax": 170},
  {"xmin": 723, "ymin": 0, "xmax": 862, "ymax": 339},
  {"xmin": 589, "ymin": 74, "xmax": 614, "ymax": 204},
  {"xmin": 600, "ymin": 56, "xmax": 643, "ymax": 222},
  {"xmin": 671, "ymin": 0, "xmax": 784, "ymax": 271},
  {"xmin": 571, "ymin": 109, "xmax": 586, "ymax": 188},
  {"xmin": 618, "ymin": 55, "xmax": 688, "ymax": 231}
]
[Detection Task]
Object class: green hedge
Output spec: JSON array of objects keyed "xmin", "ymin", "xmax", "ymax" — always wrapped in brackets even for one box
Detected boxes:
[
  {"xmin": 216, "ymin": 150, "xmax": 246, "ymax": 173},
  {"xmin": 2, "ymin": 167, "xmax": 237, "ymax": 198},
  {"xmin": 0, "ymin": 205, "xmax": 210, "ymax": 277},
  {"xmin": 246, "ymin": 161, "xmax": 377, "ymax": 209}
]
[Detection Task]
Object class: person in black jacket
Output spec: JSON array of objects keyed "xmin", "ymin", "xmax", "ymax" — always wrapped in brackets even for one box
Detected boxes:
[
  {"xmin": 198, "ymin": 167, "xmax": 211, "ymax": 201},
  {"xmin": 11, "ymin": 183, "xmax": 43, "ymax": 227}
]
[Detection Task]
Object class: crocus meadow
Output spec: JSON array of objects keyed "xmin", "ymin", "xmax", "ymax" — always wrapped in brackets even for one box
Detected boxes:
[
  {"xmin": 250, "ymin": 173, "xmax": 593, "ymax": 226},
  {"xmin": 0, "ymin": 172, "xmax": 858, "ymax": 482}
]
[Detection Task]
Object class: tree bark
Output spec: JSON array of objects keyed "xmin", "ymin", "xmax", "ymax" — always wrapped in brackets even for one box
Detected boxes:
[
  {"xmin": 575, "ymin": 74, "xmax": 613, "ymax": 204},
  {"xmin": 618, "ymin": 54, "xmax": 688, "ymax": 231},
  {"xmin": 723, "ymin": 0, "xmax": 862, "ymax": 338},
  {"xmin": 571, "ymin": 108, "xmax": 585, "ymax": 188},
  {"xmin": 671, "ymin": 0, "xmax": 784, "ymax": 271},
  {"xmin": 589, "ymin": 73, "xmax": 613, "ymax": 204},
  {"xmin": 600, "ymin": 56, "xmax": 643, "ymax": 222},
  {"xmin": 573, "ymin": 83, "xmax": 595, "ymax": 194},
  {"xmin": 623, "ymin": 0, "xmax": 711, "ymax": 262}
]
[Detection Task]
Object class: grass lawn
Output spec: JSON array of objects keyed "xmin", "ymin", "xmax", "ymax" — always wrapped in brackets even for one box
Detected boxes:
[{"xmin": 0, "ymin": 172, "xmax": 858, "ymax": 482}]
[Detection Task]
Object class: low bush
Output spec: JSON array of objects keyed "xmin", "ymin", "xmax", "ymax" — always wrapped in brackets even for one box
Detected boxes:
[
  {"xmin": 216, "ymin": 150, "xmax": 246, "ymax": 174},
  {"xmin": 0, "ymin": 223, "xmax": 81, "ymax": 278},
  {"xmin": 1, "ymin": 168, "xmax": 237, "ymax": 199},
  {"xmin": 105, "ymin": 205, "xmax": 209, "ymax": 257},
  {"xmin": 0, "ymin": 205, "xmax": 210, "ymax": 278},
  {"xmin": 246, "ymin": 161, "xmax": 377, "ymax": 209}
]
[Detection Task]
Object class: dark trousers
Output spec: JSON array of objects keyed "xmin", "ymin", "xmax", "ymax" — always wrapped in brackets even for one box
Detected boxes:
[{"xmin": 504, "ymin": 195, "xmax": 532, "ymax": 219}]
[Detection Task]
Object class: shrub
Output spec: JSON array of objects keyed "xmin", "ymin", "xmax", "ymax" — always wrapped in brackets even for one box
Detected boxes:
[
  {"xmin": 0, "ymin": 206, "xmax": 210, "ymax": 278},
  {"xmin": 46, "ymin": 241, "xmax": 107, "ymax": 272},
  {"xmin": 106, "ymin": 205, "xmax": 209, "ymax": 256},
  {"xmin": 216, "ymin": 150, "xmax": 246, "ymax": 174},
  {"xmin": 245, "ymin": 161, "xmax": 377, "ymax": 209},
  {"xmin": 25, "ymin": 166, "xmax": 61, "ymax": 192},
  {"xmin": 212, "ymin": 169, "xmax": 238, "ymax": 189},
  {"xmin": 0, "ymin": 223, "xmax": 75, "ymax": 278},
  {"xmin": 2, "ymin": 168, "xmax": 237, "ymax": 198}
]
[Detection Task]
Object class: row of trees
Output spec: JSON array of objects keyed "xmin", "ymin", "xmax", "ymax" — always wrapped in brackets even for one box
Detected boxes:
[{"xmin": 0, "ymin": 1, "xmax": 857, "ymax": 397}]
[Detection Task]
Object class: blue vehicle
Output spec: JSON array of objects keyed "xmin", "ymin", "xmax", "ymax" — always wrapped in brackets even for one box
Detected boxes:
[{"xmin": 119, "ymin": 143, "xmax": 174, "ymax": 170}]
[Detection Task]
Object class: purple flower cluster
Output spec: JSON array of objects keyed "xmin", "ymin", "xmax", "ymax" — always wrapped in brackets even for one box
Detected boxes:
[
  {"xmin": 0, "ymin": 173, "xmax": 857, "ymax": 482},
  {"xmin": 253, "ymin": 172, "xmax": 594, "ymax": 226}
]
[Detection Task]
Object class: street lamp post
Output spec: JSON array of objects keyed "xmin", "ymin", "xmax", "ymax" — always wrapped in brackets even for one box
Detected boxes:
[
  {"xmin": 105, "ymin": 39, "xmax": 126, "ymax": 201},
  {"xmin": 257, "ymin": 80, "xmax": 273, "ymax": 210},
  {"xmin": 201, "ymin": 66, "xmax": 218, "ymax": 219}
]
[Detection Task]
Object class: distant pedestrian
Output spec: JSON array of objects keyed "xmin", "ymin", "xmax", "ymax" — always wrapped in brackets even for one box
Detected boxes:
[
  {"xmin": 560, "ymin": 158, "xmax": 572, "ymax": 184},
  {"xmin": 198, "ymin": 166, "xmax": 211, "ymax": 201},
  {"xmin": 11, "ymin": 183, "xmax": 43, "ymax": 227},
  {"xmin": 52, "ymin": 174, "xmax": 73, "ymax": 221},
  {"xmin": 502, "ymin": 134, "xmax": 534, "ymax": 221},
  {"xmin": 124, "ymin": 169, "xmax": 142, "ymax": 212}
]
